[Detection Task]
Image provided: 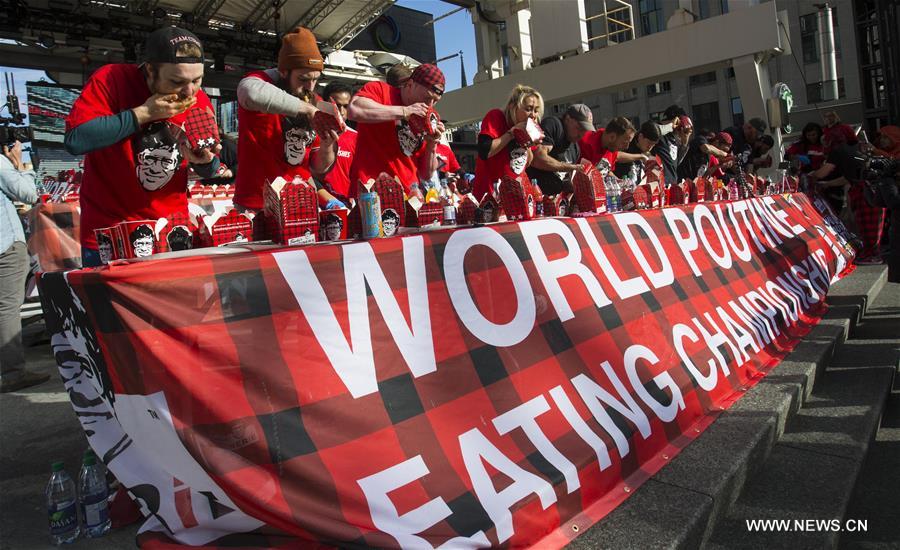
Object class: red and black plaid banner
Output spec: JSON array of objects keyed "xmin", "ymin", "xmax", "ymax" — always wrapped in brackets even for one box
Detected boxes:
[
  {"xmin": 26, "ymin": 202, "xmax": 82, "ymax": 271},
  {"xmin": 39, "ymin": 194, "xmax": 854, "ymax": 549}
]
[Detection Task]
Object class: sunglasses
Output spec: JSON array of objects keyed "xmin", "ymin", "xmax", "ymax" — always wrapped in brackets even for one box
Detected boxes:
[{"xmin": 417, "ymin": 81, "xmax": 444, "ymax": 97}]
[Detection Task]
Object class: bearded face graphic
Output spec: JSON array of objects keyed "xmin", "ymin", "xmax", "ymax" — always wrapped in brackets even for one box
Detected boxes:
[
  {"xmin": 284, "ymin": 125, "xmax": 316, "ymax": 166},
  {"xmin": 396, "ymin": 121, "xmax": 423, "ymax": 157},
  {"xmin": 509, "ymin": 147, "xmax": 527, "ymax": 174},
  {"xmin": 135, "ymin": 122, "xmax": 182, "ymax": 191}
]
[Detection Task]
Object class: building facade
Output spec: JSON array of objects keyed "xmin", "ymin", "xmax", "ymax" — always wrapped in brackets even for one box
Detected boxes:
[{"xmin": 541, "ymin": 0, "xmax": 866, "ymax": 136}]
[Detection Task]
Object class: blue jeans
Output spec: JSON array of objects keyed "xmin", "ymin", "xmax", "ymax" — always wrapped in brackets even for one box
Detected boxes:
[{"xmin": 82, "ymin": 247, "xmax": 102, "ymax": 268}]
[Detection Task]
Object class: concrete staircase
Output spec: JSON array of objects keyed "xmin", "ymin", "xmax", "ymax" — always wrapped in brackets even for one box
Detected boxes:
[{"xmin": 570, "ymin": 266, "xmax": 899, "ymax": 549}]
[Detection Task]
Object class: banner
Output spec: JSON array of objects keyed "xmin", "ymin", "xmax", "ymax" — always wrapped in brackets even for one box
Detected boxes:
[
  {"xmin": 40, "ymin": 194, "xmax": 855, "ymax": 549},
  {"xmin": 26, "ymin": 202, "xmax": 82, "ymax": 272}
]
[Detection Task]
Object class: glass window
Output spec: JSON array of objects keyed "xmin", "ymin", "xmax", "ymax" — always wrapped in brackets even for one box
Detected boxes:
[
  {"xmin": 800, "ymin": 11, "xmax": 842, "ymax": 64},
  {"xmin": 806, "ymin": 78, "xmax": 847, "ymax": 104},
  {"xmin": 646, "ymin": 81, "xmax": 671, "ymax": 97},
  {"xmin": 731, "ymin": 97, "xmax": 743, "ymax": 127},
  {"xmin": 698, "ymin": 0, "xmax": 710, "ymax": 20},
  {"xmin": 692, "ymin": 102, "xmax": 721, "ymax": 133},
  {"xmin": 861, "ymin": 67, "xmax": 886, "ymax": 109},
  {"xmin": 639, "ymin": 0, "xmax": 665, "ymax": 35},
  {"xmin": 689, "ymin": 71, "xmax": 717, "ymax": 86}
]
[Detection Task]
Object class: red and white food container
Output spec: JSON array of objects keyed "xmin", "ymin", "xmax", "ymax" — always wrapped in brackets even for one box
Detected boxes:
[
  {"xmin": 572, "ymin": 160, "xmax": 607, "ymax": 214},
  {"xmin": 264, "ymin": 176, "xmax": 319, "ymax": 245},
  {"xmin": 313, "ymin": 100, "xmax": 347, "ymax": 136},
  {"xmin": 512, "ymin": 117, "xmax": 543, "ymax": 146},
  {"xmin": 196, "ymin": 209, "xmax": 254, "ymax": 247}
]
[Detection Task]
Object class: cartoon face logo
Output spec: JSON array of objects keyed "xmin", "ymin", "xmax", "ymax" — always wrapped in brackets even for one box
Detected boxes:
[
  {"xmin": 322, "ymin": 213, "xmax": 344, "ymax": 241},
  {"xmin": 135, "ymin": 122, "xmax": 181, "ymax": 191},
  {"xmin": 137, "ymin": 146, "xmax": 180, "ymax": 191},
  {"xmin": 233, "ymin": 232, "xmax": 248, "ymax": 243},
  {"xmin": 97, "ymin": 233, "xmax": 113, "ymax": 264},
  {"xmin": 481, "ymin": 202, "xmax": 494, "ymax": 222},
  {"xmin": 382, "ymin": 208, "xmax": 400, "ymax": 237},
  {"xmin": 397, "ymin": 121, "xmax": 423, "ymax": 157},
  {"xmin": 284, "ymin": 125, "xmax": 316, "ymax": 166},
  {"xmin": 129, "ymin": 225, "xmax": 155, "ymax": 258},
  {"xmin": 428, "ymin": 113, "xmax": 439, "ymax": 134},
  {"xmin": 527, "ymin": 195, "xmax": 535, "ymax": 218},
  {"xmin": 509, "ymin": 147, "xmax": 528, "ymax": 175},
  {"xmin": 668, "ymin": 141, "xmax": 679, "ymax": 163},
  {"xmin": 166, "ymin": 225, "xmax": 193, "ymax": 251}
]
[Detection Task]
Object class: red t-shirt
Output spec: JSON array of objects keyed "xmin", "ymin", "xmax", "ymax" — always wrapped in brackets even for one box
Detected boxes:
[
  {"xmin": 233, "ymin": 70, "xmax": 321, "ymax": 210},
  {"xmin": 580, "ymin": 129, "xmax": 619, "ymax": 173},
  {"xmin": 65, "ymin": 64, "xmax": 214, "ymax": 249},
  {"xmin": 786, "ymin": 141, "xmax": 826, "ymax": 172},
  {"xmin": 350, "ymin": 81, "xmax": 426, "ymax": 194},
  {"xmin": 435, "ymin": 142, "xmax": 460, "ymax": 174},
  {"xmin": 322, "ymin": 127, "xmax": 357, "ymax": 199},
  {"xmin": 473, "ymin": 109, "xmax": 532, "ymax": 199}
]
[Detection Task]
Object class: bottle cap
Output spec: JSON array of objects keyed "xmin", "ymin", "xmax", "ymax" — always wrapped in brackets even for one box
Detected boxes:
[
  {"xmin": 51, "ymin": 461, "xmax": 64, "ymax": 472},
  {"xmin": 83, "ymin": 450, "xmax": 96, "ymax": 466}
]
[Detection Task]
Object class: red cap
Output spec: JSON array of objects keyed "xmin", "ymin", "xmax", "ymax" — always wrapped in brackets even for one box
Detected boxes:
[
  {"xmin": 716, "ymin": 131, "xmax": 733, "ymax": 145},
  {"xmin": 410, "ymin": 64, "xmax": 445, "ymax": 93},
  {"xmin": 678, "ymin": 115, "xmax": 693, "ymax": 130}
]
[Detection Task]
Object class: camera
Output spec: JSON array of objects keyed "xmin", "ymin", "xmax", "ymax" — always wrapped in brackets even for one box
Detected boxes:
[
  {"xmin": 860, "ymin": 155, "xmax": 900, "ymax": 181},
  {"xmin": 856, "ymin": 156, "xmax": 900, "ymax": 181},
  {"xmin": 0, "ymin": 124, "xmax": 32, "ymax": 147}
]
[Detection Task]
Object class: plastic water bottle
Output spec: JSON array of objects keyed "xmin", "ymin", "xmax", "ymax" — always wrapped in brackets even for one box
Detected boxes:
[
  {"xmin": 603, "ymin": 175, "xmax": 617, "ymax": 212},
  {"xmin": 727, "ymin": 178, "xmax": 739, "ymax": 201},
  {"xmin": 610, "ymin": 177, "xmax": 622, "ymax": 212},
  {"xmin": 78, "ymin": 450, "xmax": 110, "ymax": 538},
  {"xmin": 47, "ymin": 462, "xmax": 80, "ymax": 545}
]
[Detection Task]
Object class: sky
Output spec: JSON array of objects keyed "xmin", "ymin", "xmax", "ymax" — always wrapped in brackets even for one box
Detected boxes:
[{"xmin": 396, "ymin": 0, "xmax": 477, "ymax": 91}]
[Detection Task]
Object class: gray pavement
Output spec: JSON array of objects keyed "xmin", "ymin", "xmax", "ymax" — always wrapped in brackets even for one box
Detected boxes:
[{"xmin": 0, "ymin": 322, "xmax": 139, "ymax": 549}]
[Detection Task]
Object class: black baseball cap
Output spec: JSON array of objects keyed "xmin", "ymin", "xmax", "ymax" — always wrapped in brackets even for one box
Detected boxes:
[{"xmin": 144, "ymin": 26, "xmax": 203, "ymax": 64}]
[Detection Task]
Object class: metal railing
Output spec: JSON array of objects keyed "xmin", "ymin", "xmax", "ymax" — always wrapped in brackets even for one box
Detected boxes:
[{"xmin": 585, "ymin": 0, "xmax": 635, "ymax": 47}]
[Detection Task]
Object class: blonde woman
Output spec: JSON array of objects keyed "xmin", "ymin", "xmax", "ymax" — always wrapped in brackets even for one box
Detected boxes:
[{"xmin": 473, "ymin": 84, "xmax": 544, "ymax": 199}]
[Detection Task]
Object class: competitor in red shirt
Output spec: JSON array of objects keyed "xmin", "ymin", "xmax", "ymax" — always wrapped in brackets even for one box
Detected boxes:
[
  {"xmin": 580, "ymin": 117, "xmax": 639, "ymax": 175},
  {"xmin": 785, "ymin": 122, "xmax": 826, "ymax": 173},
  {"xmin": 233, "ymin": 27, "xmax": 342, "ymax": 212},
  {"xmin": 64, "ymin": 26, "xmax": 221, "ymax": 267},
  {"xmin": 707, "ymin": 132, "xmax": 734, "ymax": 179},
  {"xmin": 319, "ymin": 81, "xmax": 356, "ymax": 202},
  {"xmin": 348, "ymin": 64, "xmax": 445, "ymax": 198},
  {"xmin": 472, "ymin": 85, "xmax": 543, "ymax": 200},
  {"xmin": 435, "ymin": 141, "xmax": 461, "ymax": 178}
]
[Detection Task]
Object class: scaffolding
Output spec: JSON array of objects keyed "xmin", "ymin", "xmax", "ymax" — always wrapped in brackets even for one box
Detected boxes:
[{"xmin": 585, "ymin": 0, "xmax": 635, "ymax": 49}]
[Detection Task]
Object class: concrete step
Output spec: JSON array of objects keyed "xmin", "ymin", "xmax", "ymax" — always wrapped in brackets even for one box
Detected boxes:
[
  {"xmin": 839, "ymin": 281, "xmax": 900, "ymax": 549},
  {"xmin": 825, "ymin": 265, "xmax": 888, "ymax": 329},
  {"xmin": 569, "ymin": 267, "xmax": 890, "ymax": 550},
  {"xmin": 705, "ymin": 366, "xmax": 894, "ymax": 549}
]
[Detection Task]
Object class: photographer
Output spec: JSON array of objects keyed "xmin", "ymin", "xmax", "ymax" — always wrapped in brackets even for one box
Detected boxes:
[
  {"xmin": 0, "ymin": 140, "xmax": 49, "ymax": 392},
  {"xmin": 865, "ymin": 160, "xmax": 900, "ymax": 281},
  {"xmin": 812, "ymin": 131, "xmax": 886, "ymax": 264}
]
